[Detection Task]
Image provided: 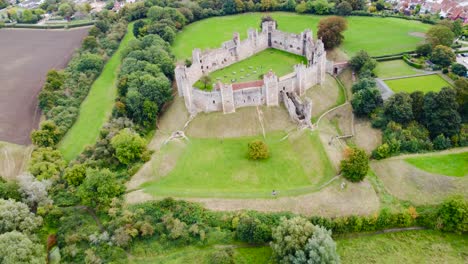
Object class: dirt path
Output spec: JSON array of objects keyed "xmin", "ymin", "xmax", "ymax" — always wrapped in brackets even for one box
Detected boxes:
[{"xmin": 126, "ymin": 178, "xmax": 380, "ymax": 217}]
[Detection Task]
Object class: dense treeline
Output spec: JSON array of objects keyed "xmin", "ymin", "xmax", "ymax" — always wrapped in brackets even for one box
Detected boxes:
[{"xmin": 32, "ymin": 12, "xmax": 127, "ymax": 147}]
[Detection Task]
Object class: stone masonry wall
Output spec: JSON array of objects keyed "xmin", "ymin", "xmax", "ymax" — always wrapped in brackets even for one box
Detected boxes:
[{"xmin": 174, "ymin": 20, "xmax": 329, "ymax": 114}]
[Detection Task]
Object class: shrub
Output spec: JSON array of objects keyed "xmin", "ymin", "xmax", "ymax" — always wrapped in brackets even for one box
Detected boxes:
[
  {"xmin": 451, "ymin": 63, "xmax": 467, "ymax": 77},
  {"xmin": 209, "ymin": 248, "xmax": 234, "ymax": 264},
  {"xmin": 351, "ymin": 88, "xmax": 383, "ymax": 117},
  {"xmin": 30, "ymin": 120, "xmax": 62, "ymax": 147},
  {"xmin": 247, "ymin": 140, "xmax": 269, "ymax": 160},
  {"xmin": 340, "ymin": 147, "xmax": 369, "ymax": 182},
  {"xmin": 433, "ymin": 134, "xmax": 452, "ymax": 150},
  {"xmin": 236, "ymin": 216, "xmax": 270, "ymax": 244},
  {"xmin": 110, "ymin": 128, "xmax": 146, "ymax": 165},
  {"xmin": 436, "ymin": 196, "xmax": 467, "ymax": 234},
  {"xmin": 271, "ymin": 217, "xmax": 339, "ymax": 263},
  {"xmin": 372, "ymin": 143, "xmax": 391, "ymax": 160}
]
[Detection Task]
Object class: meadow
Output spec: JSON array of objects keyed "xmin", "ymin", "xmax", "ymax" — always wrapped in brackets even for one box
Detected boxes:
[
  {"xmin": 405, "ymin": 152, "xmax": 468, "ymax": 177},
  {"xmin": 194, "ymin": 48, "xmax": 306, "ymax": 90},
  {"xmin": 58, "ymin": 23, "xmax": 135, "ymax": 161},
  {"xmin": 172, "ymin": 12, "xmax": 430, "ymax": 60},
  {"xmin": 141, "ymin": 131, "xmax": 335, "ymax": 198},
  {"xmin": 384, "ymin": 74, "xmax": 452, "ymax": 94},
  {"xmin": 375, "ymin": 60, "xmax": 421, "ymax": 78}
]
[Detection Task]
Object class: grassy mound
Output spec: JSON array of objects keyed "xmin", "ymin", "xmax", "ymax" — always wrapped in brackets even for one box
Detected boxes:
[
  {"xmin": 141, "ymin": 131, "xmax": 335, "ymax": 198},
  {"xmin": 405, "ymin": 152, "xmax": 468, "ymax": 177},
  {"xmin": 172, "ymin": 12, "xmax": 430, "ymax": 60}
]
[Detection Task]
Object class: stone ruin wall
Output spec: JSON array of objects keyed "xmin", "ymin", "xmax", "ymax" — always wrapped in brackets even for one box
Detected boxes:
[{"xmin": 175, "ymin": 20, "xmax": 329, "ymax": 115}]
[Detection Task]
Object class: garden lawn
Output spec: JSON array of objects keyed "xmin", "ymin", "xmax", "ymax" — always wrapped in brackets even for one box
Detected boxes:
[
  {"xmin": 172, "ymin": 12, "xmax": 430, "ymax": 60},
  {"xmin": 58, "ymin": 22, "xmax": 135, "ymax": 161},
  {"xmin": 337, "ymin": 230, "xmax": 468, "ymax": 264},
  {"xmin": 142, "ymin": 131, "xmax": 335, "ymax": 198},
  {"xmin": 404, "ymin": 152, "xmax": 468, "ymax": 177},
  {"xmin": 194, "ymin": 48, "xmax": 306, "ymax": 90},
  {"xmin": 375, "ymin": 60, "xmax": 421, "ymax": 78},
  {"xmin": 384, "ymin": 74, "xmax": 452, "ymax": 93}
]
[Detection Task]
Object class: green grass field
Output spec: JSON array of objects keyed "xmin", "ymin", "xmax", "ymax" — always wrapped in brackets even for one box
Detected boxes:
[
  {"xmin": 405, "ymin": 152, "xmax": 468, "ymax": 177},
  {"xmin": 194, "ymin": 48, "xmax": 306, "ymax": 90},
  {"xmin": 58, "ymin": 23, "xmax": 135, "ymax": 161},
  {"xmin": 384, "ymin": 74, "xmax": 452, "ymax": 94},
  {"xmin": 142, "ymin": 131, "xmax": 335, "ymax": 198},
  {"xmin": 375, "ymin": 60, "xmax": 421, "ymax": 78},
  {"xmin": 172, "ymin": 12, "xmax": 430, "ymax": 60},
  {"xmin": 337, "ymin": 230, "xmax": 468, "ymax": 264}
]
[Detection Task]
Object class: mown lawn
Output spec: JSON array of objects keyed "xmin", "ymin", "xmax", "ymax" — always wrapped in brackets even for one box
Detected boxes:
[
  {"xmin": 375, "ymin": 60, "xmax": 421, "ymax": 78},
  {"xmin": 194, "ymin": 48, "xmax": 306, "ymax": 90},
  {"xmin": 337, "ymin": 230, "xmax": 468, "ymax": 264},
  {"xmin": 405, "ymin": 152, "xmax": 468, "ymax": 177},
  {"xmin": 384, "ymin": 74, "xmax": 452, "ymax": 93},
  {"xmin": 172, "ymin": 12, "xmax": 430, "ymax": 60},
  {"xmin": 142, "ymin": 131, "xmax": 335, "ymax": 198},
  {"xmin": 58, "ymin": 23, "xmax": 135, "ymax": 161}
]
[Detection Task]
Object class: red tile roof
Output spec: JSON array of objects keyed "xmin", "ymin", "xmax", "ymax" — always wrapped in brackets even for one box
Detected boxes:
[{"xmin": 232, "ymin": 80, "xmax": 264, "ymax": 91}]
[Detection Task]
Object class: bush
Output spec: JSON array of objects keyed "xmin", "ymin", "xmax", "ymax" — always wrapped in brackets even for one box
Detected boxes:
[
  {"xmin": 110, "ymin": 128, "xmax": 146, "ymax": 165},
  {"xmin": 247, "ymin": 140, "xmax": 269, "ymax": 160},
  {"xmin": 236, "ymin": 216, "xmax": 270, "ymax": 244},
  {"xmin": 340, "ymin": 147, "xmax": 369, "ymax": 182},
  {"xmin": 433, "ymin": 134, "xmax": 452, "ymax": 150},
  {"xmin": 372, "ymin": 143, "xmax": 391, "ymax": 160},
  {"xmin": 436, "ymin": 196, "xmax": 467, "ymax": 234},
  {"xmin": 209, "ymin": 248, "xmax": 234, "ymax": 264},
  {"xmin": 451, "ymin": 63, "xmax": 467, "ymax": 77},
  {"xmin": 30, "ymin": 120, "xmax": 62, "ymax": 147}
]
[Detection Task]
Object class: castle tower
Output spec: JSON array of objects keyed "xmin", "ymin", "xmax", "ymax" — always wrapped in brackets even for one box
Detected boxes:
[
  {"xmin": 294, "ymin": 64, "xmax": 306, "ymax": 96},
  {"xmin": 264, "ymin": 70, "xmax": 279, "ymax": 106},
  {"xmin": 302, "ymin": 29, "xmax": 313, "ymax": 58},
  {"xmin": 192, "ymin": 48, "xmax": 201, "ymax": 65},
  {"xmin": 315, "ymin": 39, "xmax": 326, "ymax": 84},
  {"xmin": 175, "ymin": 65, "xmax": 194, "ymax": 112},
  {"xmin": 248, "ymin": 28, "xmax": 258, "ymax": 46},
  {"xmin": 261, "ymin": 20, "xmax": 277, "ymax": 47},
  {"xmin": 219, "ymin": 82, "xmax": 235, "ymax": 114}
]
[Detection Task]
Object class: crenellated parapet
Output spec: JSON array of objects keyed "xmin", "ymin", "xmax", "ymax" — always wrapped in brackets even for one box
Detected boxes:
[{"xmin": 174, "ymin": 19, "xmax": 331, "ymax": 115}]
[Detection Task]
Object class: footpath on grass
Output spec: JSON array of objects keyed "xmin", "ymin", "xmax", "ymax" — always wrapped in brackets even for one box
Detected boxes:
[{"xmin": 58, "ymin": 22, "xmax": 135, "ymax": 161}]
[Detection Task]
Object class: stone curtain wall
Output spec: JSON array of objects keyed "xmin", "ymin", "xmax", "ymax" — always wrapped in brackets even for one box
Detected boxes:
[{"xmin": 175, "ymin": 20, "xmax": 328, "ymax": 114}]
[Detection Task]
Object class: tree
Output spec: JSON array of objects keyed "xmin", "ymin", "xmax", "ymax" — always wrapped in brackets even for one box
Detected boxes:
[
  {"xmin": 63, "ymin": 164, "xmax": 87, "ymax": 186},
  {"xmin": 433, "ymin": 134, "xmax": 451, "ymax": 150},
  {"xmin": 336, "ymin": 1, "xmax": 352, "ymax": 16},
  {"xmin": 271, "ymin": 217, "xmax": 338, "ymax": 263},
  {"xmin": 28, "ymin": 147, "xmax": 65, "ymax": 180},
  {"xmin": 410, "ymin": 91, "xmax": 425, "ymax": 122},
  {"xmin": 271, "ymin": 216, "xmax": 315, "ymax": 263},
  {"xmin": 453, "ymin": 78, "xmax": 468, "ymax": 122},
  {"xmin": 0, "ymin": 231, "xmax": 45, "ymax": 264},
  {"xmin": 351, "ymin": 78, "xmax": 376, "ymax": 93},
  {"xmin": 452, "ymin": 19, "xmax": 463, "ymax": 37},
  {"xmin": 293, "ymin": 226, "xmax": 340, "ymax": 264},
  {"xmin": 76, "ymin": 53, "xmax": 104, "ymax": 73},
  {"xmin": 375, "ymin": 0, "xmax": 385, "ymax": 11},
  {"xmin": 147, "ymin": 5, "xmax": 165, "ymax": 21},
  {"xmin": 384, "ymin": 92, "xmax": 414, "ymax": 124},
  {"xmin": 451, "ymin": 63, "xmax": 467, "ymax": 77},
  {"xmin": 77, "ymin": 169, "xmax": 125, "ymax": 210},
  {"xmin": 142, "ymin": 100, "xmax": 158, "ymax": 129},
  {"xmin": 436, "ymin": 196, "xmax": 467, "ymax": 234},
  {"xmin": 415, "ymin": 43, "xmax": 432, "ymax": 56},
  {"xmin": 133, "ymin": 20, "xmax": 146, "ymax": 37},
  {"xmin": 340, "ymin": 147, "xmax": 368, "ymax": 182},
  {"xmin": 200, "ymin": 75, "xmax": 212, "ymax": 90},
  {"xmin": 296, "ymin": 1, "xmax": 308, "ymax": 13},
  {"xmin": 317, "ymin": 16, "xmax": 347, "ymax": 49},
  {"xmin": 310, "ymin": 0, "xmax": 335, "ymax": 15},
  {"xmin": 30, "ymin": 120, "xmax": 61, "ymax": 147},
  {"xmin": 110, "ymin": 128, "xmax": 146, "ymax": 165},
  {"xmin": 58, "ymin": 3, "xmax": 73, "ymax": 19},
  {"xmin": 351, "ymin": 88, "xmax": 383, "ymax": 117},
  {"xmin": 349, "ymin": 50, "xmax": 376, "ymax": 74},
  {"xmin": 285, "ymin": 0, "xmax": 297, "ymax": 11},
  {"xmin": 0, "ymin": 199, "xmax": 42, "ymax": 233},
  {"xmin": 17, "ymin": 173, "xmax": 52, "ymax": 210},
  {"xmin": 346, "ymin": 0, "xmax": 365, "ymax": 10},
  {"xmin": 223, "ymin": 0, "xmax": 236, "ymax": 14},
  {"xmin": 423, "ymin": 88, "xmax": 461, "ymax": 137},
  {"xmin": 0, "ymin": 179, "xmax": 21, "ymax": 201},
  {"xmin": 247, "ymin": 140, "xmax": 269, "ymax": 160},
  {"xmin": 82, "ymin": 36, "xmax": 98, "ymax": 51},
  {"xmin": 426, "ymin": 25, "xmax": 455, "ymax": 47},
  {"xmin": 236, "ymin": 216, "xmax": 270, "ymax": 244},
  {"xmin": 431, "ymin": 45, "xmax": 455, "ymax": 67}
]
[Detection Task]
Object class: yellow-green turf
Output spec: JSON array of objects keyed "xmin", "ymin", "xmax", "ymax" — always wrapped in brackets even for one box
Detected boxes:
[
  {"xmin": 384, "ymin": 74, "xmax": 452, "ymax": 94},
  {"xmin": 375, "ymin": 60, "xmax": 421, "ymax": 78},
  {"xmin": 404, "ymin": 152, "xmax": 468, "ymax": 177}
]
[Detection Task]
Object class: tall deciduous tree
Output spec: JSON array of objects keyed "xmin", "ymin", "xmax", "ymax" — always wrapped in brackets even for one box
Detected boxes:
[
  {"xmin": 0, "ymin": 231, "xmax": 45, "ymax": 264},
  {"xmin": 351, "ymin": 88, "xmax": 383, "ymax": 117},
  {"xmin": 431, "ymin": 45, "xmax": 455, "ymax": 67},
  {"xmin": 426, "ymin": 25, "xmax": 455, "ymax": 47},
  {"xmin": 77, "ymin": 169, "xmax": 125, "ymax": 210},
  {"xmin": 384, "ymin": 92, "xmax": 414, "ymax": 124},
  {"xmin": 317, "ymin": 16, "xmax": 347, "ymax": 49},
  {"xmin": 423, "ymin": 88, "xmax": 461, "ymax": 137},
  {"xmin": 111, "ymin": 128, "xmax": 146, "ymax": 165}
]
